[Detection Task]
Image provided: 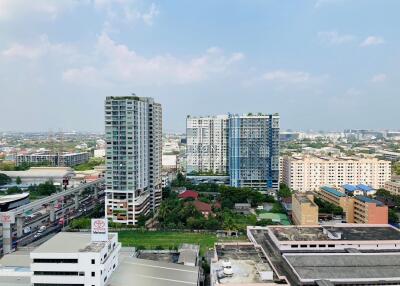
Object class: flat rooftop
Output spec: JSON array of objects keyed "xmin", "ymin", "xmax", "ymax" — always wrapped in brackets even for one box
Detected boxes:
[
  {"xmin": 107, "ymin": 257, "xmax": 199, "ymax": 286},
  {"xmin": 0, "ymin": 250, "xmax": 31, "ymax": 268},
  {"xmin": 284, "ymin": 253, "xmax": 400, "ymax": 282},
  {"xmin": 0, "ymin": 276, "xmax": 31, "ymax": 286},
  {"xmin": 268, "ymin": 225, "xmax": 400, "ymax": 242},
  {"xmin": 137, "ymin": 252, "xmax": 179, "ymax": 264},
  {"xmin": 212, "ymin": 244, "xmax": 273, "ymax": 284},
  {"xmin": 32, "ymin": 232, "xmax": 116, "ymax": 253}
]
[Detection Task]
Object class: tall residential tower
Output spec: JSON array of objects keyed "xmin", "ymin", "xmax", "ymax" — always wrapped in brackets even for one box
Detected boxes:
[
  {"xmin": 186, "ymin": 113, "xmax": 280, "ymax": 191},
  {"xmin": 186, "ymin": 115, "xmax": 228, "ymax": 174},
  {"xmin": 228, "ymin": 113, "xmax": 280, "ymax": 190},
  {"xmin": 105, "ymin": 96, "xmax": 162, "ymax": 225}
]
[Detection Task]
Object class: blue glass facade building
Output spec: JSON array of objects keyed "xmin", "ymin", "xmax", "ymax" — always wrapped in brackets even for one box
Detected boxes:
[{"xmin": 228, "ymin": 114, "xmax": 280, "ymax": 191}]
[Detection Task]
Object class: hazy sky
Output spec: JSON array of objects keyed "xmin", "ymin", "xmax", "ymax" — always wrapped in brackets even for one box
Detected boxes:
[{"xmin": 0, "ymin": 0, "xmax": 399, "ymax": 133}]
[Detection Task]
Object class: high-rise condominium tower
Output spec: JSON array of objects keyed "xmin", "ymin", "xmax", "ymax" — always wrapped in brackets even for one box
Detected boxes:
[
  {"xmin": 104, "ymin": 96, "xmax": 162, "ymax": 225},
  {"xmin": 186, "ymin": 115, "xmax": 228, "ymax": 174},
  {"xmin": 186, "ymin": 113, "xmax": 280, "ymax": 191},
  {"xmin": 228, "ymin": 113, "xmax": 280, "ymax": 190}
]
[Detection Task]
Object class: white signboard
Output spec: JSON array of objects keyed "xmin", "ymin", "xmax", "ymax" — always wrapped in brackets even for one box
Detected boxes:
[
  {"xmin": 91, "ymin": 218, "xmax": 108, "ymax": 242},
  {"xmin": 0, "ymin": 212, "xmax": 15, "ymax": 224}
]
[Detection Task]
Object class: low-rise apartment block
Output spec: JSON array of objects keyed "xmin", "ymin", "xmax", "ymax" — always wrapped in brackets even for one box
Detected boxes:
[
  {"xmin": 16, "ymin": 151, "xmax": 90, "ymax": 167},
  {"xmin": 291, "ymin": 192, "xmax": 319, "ymax": 225},
  {"xmin": 316, "ymin": 186, "xmax": 388, "ymax": 224},
  {"xmin": 282, "ymin": 155, "xmax": 391, "ymax": 191},
  {"xmin": 385, "ymin": 180, "xmax": 400, "ymax": 196}
]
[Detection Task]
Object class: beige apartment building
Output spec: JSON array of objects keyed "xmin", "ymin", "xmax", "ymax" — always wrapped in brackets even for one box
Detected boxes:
[
  {"xmin": 282, "ymin": 155, "xmax": 391, "ymax": 192},
  {"xmin": 384, "ymin": 181, "xmax": 400, "ymax": 196},
  {"xmin": 316, "ymin": 186, "xmax": 388, "ymax": 224},
  {"xmin": 291, "ymin": 192, "xmax": 319, "ymax": 225}
]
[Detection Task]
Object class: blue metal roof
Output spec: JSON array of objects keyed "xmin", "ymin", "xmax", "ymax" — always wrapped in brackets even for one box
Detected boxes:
[
  {"xmin": 356, "ymin": 184, "xmax": 373, "ymax": 192},
  {"xmin": 355, "ymin": 195, "xmax": 384, "ymax": 206},
  {"xmin": 342, "ymin": 184, "xmax": 357, "ymax": 192},
  {"xmin": 321, "ymin": 186, "xmax": 346, "ymax": 197}
]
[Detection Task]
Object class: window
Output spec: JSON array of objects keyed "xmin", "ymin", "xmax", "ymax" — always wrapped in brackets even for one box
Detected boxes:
[
  {"xmin": 91, "ymin": 272, "xmax": 95, "ymax": 277},
  {"xmin": 33, "ymin": 259, "xmax": 78, "ymax": 263},
  {"xmin": 91, "ymin": 259, "xmax": 95, "ymax": 264}
]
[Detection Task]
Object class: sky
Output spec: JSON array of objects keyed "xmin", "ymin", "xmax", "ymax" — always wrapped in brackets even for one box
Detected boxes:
[{"xmin": 0, "ymin": 0, "xmax": 399, "ymax": 133}]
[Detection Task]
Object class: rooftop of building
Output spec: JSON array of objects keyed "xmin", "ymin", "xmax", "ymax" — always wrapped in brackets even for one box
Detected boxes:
[
  {"xmin": 354, "ymin": 195, "xmax": 384, "ymax": 206},
  {"xmin": 178, "ymin": 190, "xmax": 199, "ymax": 200},
  {"xmin": 0, "ymin": 276, "xmax": 31, "ymax": 286},
  {"xmin": 0, "ymin": 250, "xmax": 31, "ymax": 268},
  {"xmin": 289, "ymin": 154, "xmax": 388, "ymax": 162},
  {"xmin": 293, "ymin": 193, "xmax": 318, "ymax": 206},
  {"xmin": 0, "ymin": 167, "xmax": 75, "ymax": 178},
  {"xmin": 107, "ymin": 257, "xmax": 199, "ymax": 286},
  {"xmin": 320, "ymin": 186, "xmax": 346, "ymax": 197},
  {"xmin": 0, "ymin": 193, "xmax": 29, "ymax": 204},
  {"xmin": 267, "ymin": 225, "xmax": 400, "ymax": 242},
  {"xmin": 212, "ymin": 243, "xmax": 274, "ymax": 284},
  {"xmin": 32, "ymin": 232, "xmax": 116, "ymax": 254},
  {"xmin": 283, "ymin": 253, "xmax": 400, "ymax": 282}
]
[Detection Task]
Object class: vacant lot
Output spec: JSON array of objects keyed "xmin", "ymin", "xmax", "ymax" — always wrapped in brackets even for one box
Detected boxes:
[{"xmin": 118, "ymin": 230, "xmax": 244, "ymax": 255}]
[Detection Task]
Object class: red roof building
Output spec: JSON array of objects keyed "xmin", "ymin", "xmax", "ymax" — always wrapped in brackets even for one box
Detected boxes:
[{"xmin": 178, "ymin": 190, "xmax": 199, "ymax": 200}]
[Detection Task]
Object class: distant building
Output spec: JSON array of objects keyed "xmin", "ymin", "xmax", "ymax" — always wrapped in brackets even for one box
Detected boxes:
[
  {"xmin": 283, "ymin": 155, "xmax": 391, "ymax": 191},
  {"xmin": 178, "ymin": 190, "xmax": 199, "ymax": 200},
  {"xmin": 385, "ymin": 181, "xmax": 400, "ymax": 196},
  {"xmin": 0, "ymin": 167, "xmax": 76, "ymax": 186},
  {"xmin": 16, "ymin": 151, "xmax": 89, "ymax": 167},
  {"xmin": 162, "ymin": 154, "xmax": 177, "ymax": 171},
  {"xmin": 341, "ymin": 184, "xmax": 376, "ymax": 196},
  {"xmin": 377, "ymin": 149, "xmax": 400, "ymax": 161},
  {"xmin": 291, "ymin": 192, "xmax": 318, "ymax": 225}
]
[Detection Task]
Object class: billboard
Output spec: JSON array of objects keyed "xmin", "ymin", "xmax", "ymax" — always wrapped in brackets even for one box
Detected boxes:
[
  {"xmin": 91, "ymin": 218, "xmax": 108, "ymax": 242},
  {"xmin": 0, "ymin": 212, "xmax": 15, "ymax": 224}
]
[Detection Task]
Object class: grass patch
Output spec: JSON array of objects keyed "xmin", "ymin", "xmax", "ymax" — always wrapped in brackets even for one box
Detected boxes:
[{"xmin": 118, "ymin": 230, "xmax": 245, "ymax": 255}]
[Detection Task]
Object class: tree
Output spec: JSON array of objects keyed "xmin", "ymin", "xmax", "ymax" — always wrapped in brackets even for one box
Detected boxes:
[
  {"xmin": 16, "ymin": 176, "xmax": 22, "ymax": 185},
  {"xmin": 389, "ymin": 209, "xmax": 399, "ymax": 224},
  {"xmin": 137, "ymin": 214, "xmax": 147, "ymax": 227},
  {"xmin": 0, "ymin": 173, "xmax": 11, "ymax": 186},
  {"xmin": 278, "ymin": 183, "xmax": 292, "ymax": 198}
]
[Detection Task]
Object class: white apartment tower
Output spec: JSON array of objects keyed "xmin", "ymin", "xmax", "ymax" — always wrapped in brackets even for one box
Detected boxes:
[
  {"xmin": 283, "ymin": 155, "xmax": 391, "ymax": 192},
  {"xmin": 186, "ymin": 115, "xmax": 228, "ymax": 174},
  {"xmin": 105, "ymin": 96, "xmax": 162, "ymax": 225}
]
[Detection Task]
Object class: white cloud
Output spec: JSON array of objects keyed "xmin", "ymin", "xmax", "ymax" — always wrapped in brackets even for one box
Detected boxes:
[
  {"xmin": 371, "ymin": 73, "xmax": 387, "ymax": 83},
  {"xmin": 2, "ymin": 35, "xmax": 76, "ymax": 60},
  {"xmin": 94, "ymin": 0, "xmax": 160, "ymax": 26},
  {"xmin": 0, "ymin": 0, "xmax": 76, "ymax": 20},
  {"xmin": 318, "ymin": 31, "xmax": 355, "ymax": 45},
  {"xmin": 63, "ymin": 33, "xmax": 244, "ymax": 86},
  {"xmin": 360, "ymin": 36, "xmax": 385, "ymax": 47}
]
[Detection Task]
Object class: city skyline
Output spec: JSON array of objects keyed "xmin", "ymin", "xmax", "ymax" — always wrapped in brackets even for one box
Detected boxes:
[{"xmin": 0, "ymin": 0, "xmax": 399, "ymax": 132}]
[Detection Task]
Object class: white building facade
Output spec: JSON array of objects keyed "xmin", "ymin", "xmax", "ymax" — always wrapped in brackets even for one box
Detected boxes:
[
  {"xmin": 186, "ymin": 115, "xmax": 228, "ymax": 175},
  {"xmin": 282, "ymin": 155, "xmax": 391, "ymax": 192},
  {"xmin": 31, "ymin": 232, "xmax": 120, "ymax": 286},
  {"xmin": 105, "ymin": 96, "xmax": 162, "ymax": 225}
]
